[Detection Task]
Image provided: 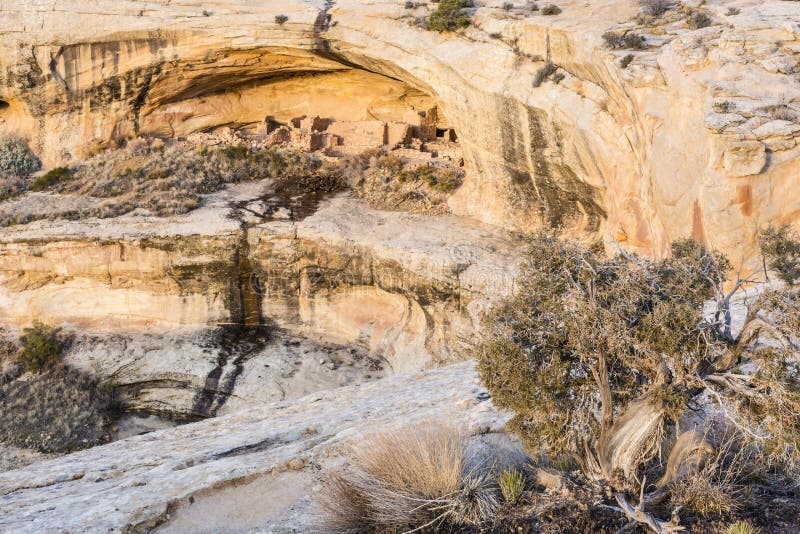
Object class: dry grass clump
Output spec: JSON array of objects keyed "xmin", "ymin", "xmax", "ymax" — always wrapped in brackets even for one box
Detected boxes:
[
  {"xmin": 665, "ymin": 427, "xmax": 772, "ymax": 522},
  {"xmin": 317, "ymin": 424, "xmax": 499, "ymax": 532}
]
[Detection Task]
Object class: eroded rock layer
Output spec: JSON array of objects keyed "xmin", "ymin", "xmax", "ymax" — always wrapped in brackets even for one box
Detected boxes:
[{"xmin": 0, "ymin": 192, "xmax": 523, "ymax": 378}]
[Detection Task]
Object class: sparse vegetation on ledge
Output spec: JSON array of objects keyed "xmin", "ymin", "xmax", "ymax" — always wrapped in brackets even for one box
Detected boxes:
[
  {"xmin": 0, "ymin": 324, "xmax": 118, "ymax": 453},
  {"xmin": 427, "ymin": 0, "xmax": 473, "ymax": 32}
]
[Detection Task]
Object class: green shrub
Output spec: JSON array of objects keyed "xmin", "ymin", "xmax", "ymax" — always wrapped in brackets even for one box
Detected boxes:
[
  {"xmin": 0, "ymin": 366, "xmax": 115, "ymax": 452},
  {"xmin": 221, "ymin": 144, "xmax": 251, "ymax": 160},
  {"xmin": 31, "ymin": 166, "xmax": 72, "ymax": 192},
  {"xmin": 0, "ymin": 136, "xmax": 40, "ymax": 177},
  {"xmin": 541, "ymin": 4, "xmax": 561, "ymax": 15},
  {"xmin": 498, "ymin": 468, "xmax": 526, "ymax": 504},
  {"xmin": 20, "ymin": 323, "xmax": 67, "ymax": 373},
  {"xmin": 619, "ymin": 54, "xmax": 634, "ymax": 69},
  {"xmin": 275, "ymin": 14, "xmax": 289, "ymax": 25},
  {"xmin": 427, "ymin": 0, "xmax": 472, "ymax": 32}
]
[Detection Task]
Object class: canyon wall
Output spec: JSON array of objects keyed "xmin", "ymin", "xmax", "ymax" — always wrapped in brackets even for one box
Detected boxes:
[
  {"xmin": 1, "ymin": 0, "xmax": 798, "ymax": 264},
  {"xmin": 0, "ymin": 194, "xmax": 522, "ymax": 374}
]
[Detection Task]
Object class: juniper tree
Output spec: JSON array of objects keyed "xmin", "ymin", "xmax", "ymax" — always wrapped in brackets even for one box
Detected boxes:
[{"xmin": 478, "ymin": 231, "xmax": 800, "ymax": 532}]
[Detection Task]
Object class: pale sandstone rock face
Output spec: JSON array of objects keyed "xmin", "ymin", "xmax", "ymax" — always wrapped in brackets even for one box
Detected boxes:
[
  {"xmin": 0, "ymin": 361, "xmax": 508, "ymax": 533},
  {"xmin": 0, "ymin": 191, "xmax": 524, "ymax": 375},
  {"xmin": 0, "ymin": 0, "xmax": 798, "ymax": 265}
]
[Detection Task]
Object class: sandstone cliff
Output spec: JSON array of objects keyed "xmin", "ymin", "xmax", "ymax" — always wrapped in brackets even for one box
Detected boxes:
[{"xmin": 1, "ymin": 0, "xmax": 798, "ymax": 263}]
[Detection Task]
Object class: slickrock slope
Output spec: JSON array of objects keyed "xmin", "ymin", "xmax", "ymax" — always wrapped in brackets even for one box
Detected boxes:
[
  {"xmin": 0, "ymin": 361, "xmax": 506, "ymax": 534},
  {"xmin": 1, "ymin": 0, "xmax": 799, "ymax": 263}
]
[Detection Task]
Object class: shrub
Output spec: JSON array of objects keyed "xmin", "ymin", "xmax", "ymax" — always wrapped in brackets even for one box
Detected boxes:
[
  {"xmin": 0, "ymin": 136, "xmax": 40, "ymax": 177},
  {"xmin": 638, "ymin": 0, "xmax": 671, "ymax": 16},
  {"xmin": 727, "ymin": 521, "xmax": 760, "ymax": 534},
  {"xmin": 726, "ymin": 7, "xmax": 741, "ymax": 15},
  {"xmin": 620, "ymin": 54, "xmax": 634, "ymax": 68},
  {"xmin": 274, "ymin": 14, "xmax": 289, "ymax": 25},
  {"xmin": 533, "ymin": 61, "xmax": 558, "ymax": 87},
  {"xmin": 503, "ymin": 2, "xmax": 514, "ymax": 10},
  {"xmin": 714, "ymin": 100, "xmax": 734, "ymax": 113},
  {"xmin": 603, "ymin": 31, "xmax": 646, "ymax": 50},
  {"xmin": 317, "ymin": 424, "xmax": 499, "ymax": 531},
  {"xmin": 760, "ymin": 225, "xmax": 800, "ymax": 284},
  {"xmin": 428, "ymin": 0, "xmax": 472, "ymax": 32},
  {"xmin": 541, "ymin": 3, "xmax": 561, "ymax": 15},
  {"xmin": 397, "ymin": 163, "xmax": 462, "ymax": 193},
  {"xmin": 498, "ymin": 468, "xmax": 526, "ymax": 504},
  {"xmin": 20, "ymin": 323, "xmax": 67, "ymax": 373},
  {"xmin": 0, "ymin": 366, "xmax": 115, "ymax": 452},
  {"xmin": 686, "ymin": 10, "xmax": 712, "ymax": 28},
  {"xmin": 478, "ymin": 231, "xmax": 800, "ymax": 530},
  {"xmin": 221, "ymin": 143, "xmax": 251, "ymax": 160},
  {"xmin": 31, "ymin": 166, "xmax": 72, "ymax": 192}
]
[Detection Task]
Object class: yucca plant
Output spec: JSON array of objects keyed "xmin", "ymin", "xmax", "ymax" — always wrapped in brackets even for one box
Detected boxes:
[
  {"xmin": 498, "ymin": 468, "xmax": 526, "ymax": 504},
  {"xmin": 727, "ymin": 520, "xmax": 760, "ymax": 534}
]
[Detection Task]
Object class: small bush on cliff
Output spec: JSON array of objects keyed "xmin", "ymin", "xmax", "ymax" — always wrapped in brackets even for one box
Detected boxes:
[
  {"xmin": 638, "ymin": 0, "xmax": 671, "ymax": 16},
  {"xmin": 397, "ymin": 163, "xmax": 462, "ymax": 193},
  {"xmin": 317, "ymin": 423, "xmax": 498, "ymax": 531},
  {"xmin": 20, "ymin": 322, "xmax": 68, "ymax": 373},
  {"xmin": 427, "ymin": 0, "xmax": 473, "ymax": 32},
  {"xmin": 31, "ymin": 166, "xmax": 72, "ymax": 192},
  {"xmin": 686, "ymin": 9, "xmax": 712, "ymax": 28},
  {"xmin": 478, "ymin": 232, "xmax": 800, "ymax": 531},
  {"xmin": 0, "ymin": 136, "xmax": 40, "ymax": 178},
  {"xmin": 274, "ymin": 14, "xmax": 289, "ymax": 25},
  {"xmin": 541, "ymin": 4, "xmax": 561, "ymax": 15},
  {"xmin": 602, "ymin": 31, "xmax": 646, "ymax": 50}
]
